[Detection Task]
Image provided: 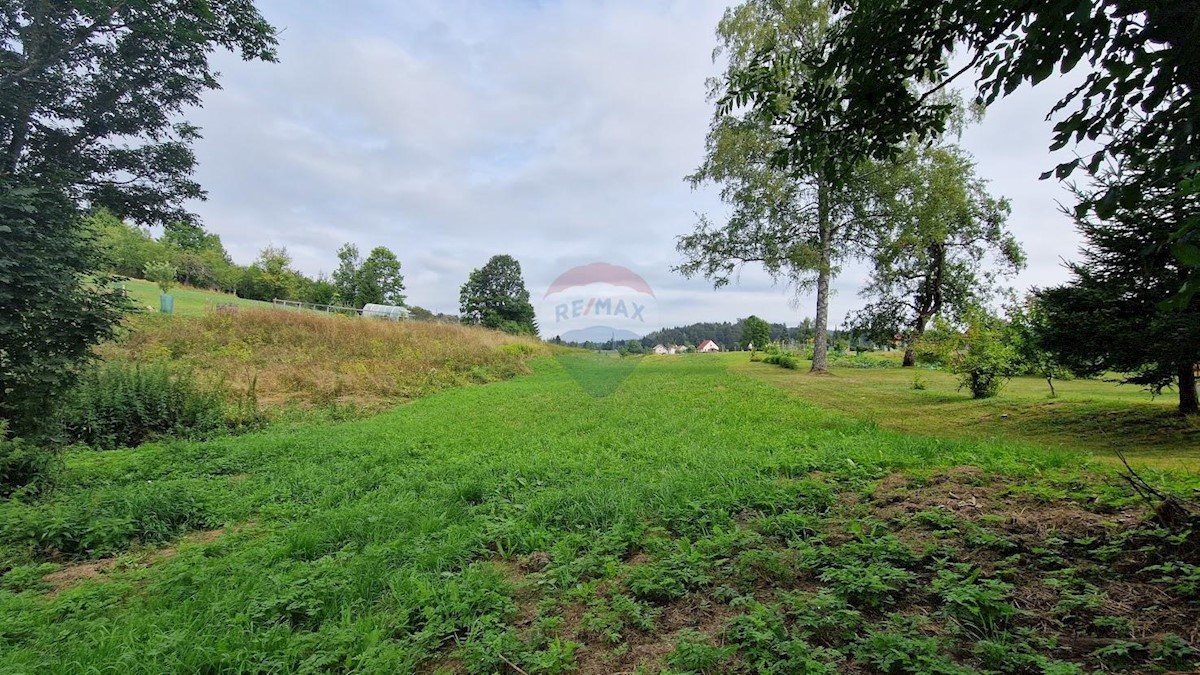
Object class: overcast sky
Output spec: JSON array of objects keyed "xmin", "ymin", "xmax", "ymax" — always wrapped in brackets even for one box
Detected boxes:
[{"xmin": 186, "ymin": 0, "xmax": 1089, "ymax": 334}]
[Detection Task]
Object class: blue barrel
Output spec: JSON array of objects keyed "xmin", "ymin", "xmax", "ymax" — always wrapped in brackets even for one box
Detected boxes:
[{"xmin": 160, "ymin": 294, "xmax": 174, "ymax": 315}]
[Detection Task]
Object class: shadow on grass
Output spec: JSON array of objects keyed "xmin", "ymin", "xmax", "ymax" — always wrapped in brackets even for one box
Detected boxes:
[
  {"xmin": 735, "ymin": 360, "xmax": 1200, "ymax": 470},
  {"xmin": 555, "ymin": 352, "xmax": 643, "ymax": 397}
]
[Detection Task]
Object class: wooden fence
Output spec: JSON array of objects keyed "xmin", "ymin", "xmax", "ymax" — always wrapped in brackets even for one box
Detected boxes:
[{"xmin": 271, "ymin": 299, "xmax": 361, "ymax": 316}]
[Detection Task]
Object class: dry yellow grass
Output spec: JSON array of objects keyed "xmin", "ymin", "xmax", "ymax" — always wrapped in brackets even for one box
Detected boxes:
[{"xmin": 100, "ymin": 307, "xmax": 548, "ymax": 409}]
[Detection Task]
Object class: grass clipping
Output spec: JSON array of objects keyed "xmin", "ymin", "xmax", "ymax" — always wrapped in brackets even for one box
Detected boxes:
[{"xmin": 101, "ymin": 307, "xmax": 548, "ymax": 410}]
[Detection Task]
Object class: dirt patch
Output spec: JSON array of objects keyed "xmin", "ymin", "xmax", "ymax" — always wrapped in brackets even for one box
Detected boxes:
[
  {"xmin": 452, "ymin": 471, "xmax": 1198, "ymax": 673},
  {"xmin": 864, "ymin": 469, "xmax": 1200, "ymax": 669},
  {"xmin": 519, "ymin": 551, "xmax": 551, "ymax": 573},
  {"xmin": 41, "ymin": 558, "xmax": 119, "ymax": 596},
  {"xmin": 155, "ymin": 528, "xmax": 226, "ymax": 560},
  {"xmin": 41, "ymin": 528, "xmax": 228, "ymax": 596},
  {"xmin": 870, "ymin": 469, "xmax": 1145, "ymax": 540},
  {"xmin": 575, "ymin": 639, "xmax": 675, "ymax": 675},
  {"xmin": 571, "ymin": 594, "xmax": 738, "ymax": 675},
  {"xmin": 478, "ymin": 555, "xmax": 740, "ymax": 675},
  {"xmin": 625, "ymin": 551, "xmax": 652, "ymax": 566},
  {"xmin": 489, "ymin": 559, "xmax": 541, "ymax": 630}
]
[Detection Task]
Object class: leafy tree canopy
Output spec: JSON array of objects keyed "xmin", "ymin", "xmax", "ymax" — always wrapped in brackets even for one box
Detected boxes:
[
  {"xmin": 741, "ymin": 315, "xmax": 771, "ymax": 351},
  {"xmin": 723, "ymin": 0, "xmax": 1199, "ymax": 293},
  {"xmin": 1, "ymin": 0, "xmax": 278, "ymax": 223},
  {"xmin": 848, "ymin": 141, "xmax": 1023, "ymax": 365},
  {"xmin": 330, "ymin": 243, "xmax": 406, "ymax": 308},
  {"xmin": 1, "ymin": 0, "xmax": 277, "ymax": 434},
  {"xmin": 459, "ymin": 254, "xmax": 537, "ymax": 336},
  {"xmin": 357, "ymin": 246, "xmax": 405, "ymax": 307},
  {"xmin": 1038, "ymin": 157, "xmax": 1200, "ymax": 414},
  {"xmin": 332, "ymin": 243, "xmax": 361, "ymax": 307},
  {"xmin": 678, "ymin": 0, "xmax": 877, "ymax": 373}
]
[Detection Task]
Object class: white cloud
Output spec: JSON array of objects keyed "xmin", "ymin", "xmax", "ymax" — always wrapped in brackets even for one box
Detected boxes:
[{"xmin": 185, "ymin": 0, "xmax": 1091, "ymax": 329}]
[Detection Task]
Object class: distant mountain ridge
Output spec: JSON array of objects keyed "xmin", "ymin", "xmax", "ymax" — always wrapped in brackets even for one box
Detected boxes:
[{"xmin": 555, "ymin": 326, "xmax": 642, "ymax": 343}]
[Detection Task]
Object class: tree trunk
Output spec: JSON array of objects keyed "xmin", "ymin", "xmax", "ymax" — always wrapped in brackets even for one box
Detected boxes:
[
  {"xmin": 903, "ymin": 244, "xmax": 944, "ymax": 368},
  {"xmin": 902, "ymin": 313, "xmax": 930, "ymax": 368},
  {"xmin": 1179, "ymin": 363, "xmax": 1199, "ymax": 415},
  {"xmin": 4, "ymin": 2, "xmax": 49, "ymax": 176},
  {"xmin": 811, "ymin": 178, "xmax": 832, "ymax": 374}
]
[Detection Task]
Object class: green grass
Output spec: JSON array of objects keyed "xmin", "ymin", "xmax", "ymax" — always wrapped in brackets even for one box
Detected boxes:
[
  {"xmin": 1, "ymin": 356, "xmax": 1197, "ymax": 673},
  {"xmin": 119, "ymin": 278, "xmax": 273, "ymax": 316},
  {"xmin": 734, "ymin": 353, "xmax": 1200, "ymax": 472}
]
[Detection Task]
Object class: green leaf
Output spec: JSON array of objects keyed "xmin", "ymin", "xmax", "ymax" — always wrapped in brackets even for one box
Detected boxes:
[
  {"xmin": 1171, "ymin": 243, "xmax": 1200, "ymax": 268},
  {"xmin": 1031, "ymin": 59, "xmax": 1056, "ymax": 85},
  {"xmin": 1106, "ymin": 61, "xmax": 1133, "ymax": 79},
  {"xmin": 1094, "ymin": 191, "xmax": 1119, "ymax": 220},
  {"xmin": 1054, "ymin": 159, "xmax": 1080, "ymax": 180}
]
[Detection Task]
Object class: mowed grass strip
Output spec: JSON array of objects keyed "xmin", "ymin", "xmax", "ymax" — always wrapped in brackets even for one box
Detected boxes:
[
  {"xmin": 731, "ymin": 354, "xmax": 1200, "ymax": 472},
  {"xmin": 118, "ymin": 278, "xmax": 274, "ymax": 316},
  {"xmin": 0, "ymin": 356, "xmax": 1196, "ymax": 673}
]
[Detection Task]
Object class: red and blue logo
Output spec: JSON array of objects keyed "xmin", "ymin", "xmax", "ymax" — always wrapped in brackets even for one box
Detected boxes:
[{"xmin": 540, "ymin": 262, "xmax": 657, "ymax": 344}]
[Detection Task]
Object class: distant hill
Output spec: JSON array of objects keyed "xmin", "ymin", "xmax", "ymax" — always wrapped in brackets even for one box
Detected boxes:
[
  {"xmin": 556, "ymin": 326, "xmax": 642, "ymax": 343},
  {"xmin": 642, "ymin": 318, "xmax": 848, "ymax": 351},
  {"xmin": 640, "ymin": 320, "xmax": 791, "ymax": 351},
  {"xmin": 556, "ymin": 318, "xmax": 851, "ymax": 350}
]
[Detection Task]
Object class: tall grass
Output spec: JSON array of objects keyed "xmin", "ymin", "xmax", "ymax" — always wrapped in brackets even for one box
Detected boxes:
[
  {"xmin": 57, "ymin": 362, "xmax": 229, "ymax": 449},
  {"xmin": 0, "ymin": 423, "xmax": 58, "ymax": 500},
  {"xmin": 101, "ymin": 308, "xmax": 549, "ymax": 410}
]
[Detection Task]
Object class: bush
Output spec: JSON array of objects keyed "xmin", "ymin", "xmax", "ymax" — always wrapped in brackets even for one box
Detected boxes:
[
  {"xmin": 951, "ymin": 312, "xmax": 1020, "ymax": 400},
  {"xmin": 57, "ymin": 361, "xmax": 229, "ymax": 449},
  {"xmin": 143, "ymin": 260, "xmax": 178, "ymax": 294},
  {"xmin": 763, "ymin": 353, "xmax": 801, "ymax": 370},
  {"xmin": 911, "ymin": 312, "xmax": 1021, "ymax": 399},
  {"xmin": 0, "ymin": 423, "xmax": 58, "ymax": 500},
  {"xmin": 912, "ymin": 319, "xmax": 961, "ymax": 367},
  {"xmin": 0, "ymin": 480, "xmax": 216, "ymax": 557},
  {"xmin": 829, "ymin": 353, "xmax": 897, "ymax": 369}
]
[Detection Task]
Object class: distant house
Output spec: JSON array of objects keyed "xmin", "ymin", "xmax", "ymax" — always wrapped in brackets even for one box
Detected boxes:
[
  {"xmin": 652, "ymin": 343, "xmax": 691, "ymax": 355},
  {"xmin": 697, "ymin": 339, "xmax": 720, "ymax": 353}
]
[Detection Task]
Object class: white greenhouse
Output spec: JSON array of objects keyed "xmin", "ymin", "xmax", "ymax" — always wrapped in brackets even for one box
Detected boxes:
[{"xmin": 360, "ymin": 303, "xmax": 411, "ymax": 321}]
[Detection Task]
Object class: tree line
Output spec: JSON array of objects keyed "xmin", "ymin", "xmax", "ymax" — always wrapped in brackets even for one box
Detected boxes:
[
  {"xmin": 678, "ymin": 0, "xmax": 1198, "ymax": 414},
  {"xmin": 637, "ymin": 317, "xmax": 834, "ymax": 352},
  {"xmin": 93, "ymin": 210, "xmax": 542, "ymax": 338},
  {"xmin": 558, "ymin": 315, "xmax": 858, "ymax": 353},
  {"xmin": 91, "ymin": 210, "xmax": 407, "ymax": 309}
]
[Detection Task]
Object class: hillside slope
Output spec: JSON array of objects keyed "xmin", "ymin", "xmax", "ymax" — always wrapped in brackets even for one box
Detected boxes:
[{"xmin": 103, "ymin": 307, "xmax": 547, "ymax": 409}]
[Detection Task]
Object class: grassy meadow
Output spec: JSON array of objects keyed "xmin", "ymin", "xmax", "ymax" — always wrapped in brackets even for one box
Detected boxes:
[
  {"xmin": 2, "ymin": 353, "xmax": 1198, "ymax": 673},
  {"xmin": 119, "ymin": 278, "xmax": 274, "ymax": 317},
  {"xmin": 733, "ymin": 354, "xmax": 1200, "ymax": 472}
]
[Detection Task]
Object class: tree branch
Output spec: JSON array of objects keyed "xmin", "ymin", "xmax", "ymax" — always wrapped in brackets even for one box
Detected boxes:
[{"xmin": 0, "ymin": 3, "xmax": 125, "ymax": 91}]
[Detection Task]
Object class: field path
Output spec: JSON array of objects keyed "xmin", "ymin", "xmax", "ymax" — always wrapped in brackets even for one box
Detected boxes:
[{"xmin": 2, "ymin": 355, "xmax": 1196, "ymax": 673}]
